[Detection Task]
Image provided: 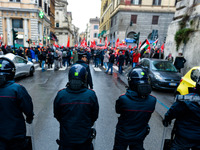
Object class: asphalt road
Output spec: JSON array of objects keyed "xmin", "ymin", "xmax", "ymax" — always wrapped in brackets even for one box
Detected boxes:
[{"xmin": 15, "ymin": 64, "xmax": 175, "ymax": 150}]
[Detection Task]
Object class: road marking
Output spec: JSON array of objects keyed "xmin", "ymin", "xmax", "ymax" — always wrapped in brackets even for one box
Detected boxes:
[
  {"xmin": 113, "ymin": 66, "xmax": 118, "ymax": 71},
  {"xmin": 92, "ymin": 65, "xmax": 102, "ymax": 72},
  {"xmin": 35, "ymin": 64, "xmax": 67, "ymax": 71}
]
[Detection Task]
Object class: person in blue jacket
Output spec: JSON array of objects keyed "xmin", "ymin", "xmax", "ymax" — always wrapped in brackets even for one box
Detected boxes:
[
  {"xmin": 0, "ymin": 57, "xmax": 34, "ymax": 150},
  {"xmin": 163, "ymin": 78, "xmax": 200, "ymax": 150},
  {"xmin": 113, "ymin": 67, "xmax": 157, "ymax": 150},
  {"xmin": 54, "ymin": 64, "xmax": 99, "ymax": 150}
]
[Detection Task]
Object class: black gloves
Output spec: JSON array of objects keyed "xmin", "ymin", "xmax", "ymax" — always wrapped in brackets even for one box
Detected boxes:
[
  {"xmin": 26, "ymin": 117, "xmax": 33, "ymax": 124},
  {"xmin": 162, "ymin": 118, "xmax": 171, "ymax": 127}
]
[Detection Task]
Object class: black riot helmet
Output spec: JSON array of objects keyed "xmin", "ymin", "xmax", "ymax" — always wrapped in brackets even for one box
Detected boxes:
[
  {"xmin": 128, "ymin": 67, "xmax": 151, "ymax": 98},
  {"xmin": 68, "ymin": 64, "xmax": 87, "ymax": 90},
  {"xmin": 0, "ymin": 57, "xmax": 16, "ymax": 86}
]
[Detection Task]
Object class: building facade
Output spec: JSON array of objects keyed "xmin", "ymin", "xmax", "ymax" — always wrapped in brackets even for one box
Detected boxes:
[
  {"xmin": 0, "ymin": 0, "xmax": 56, "ymax": 48},
  {"xmin": 88, "ymin": 17, "xmax": 100, "ymax": 45},
  {"xmin": 55, "ymin": 0, "xmax": 78, "ymax": 47},
  {"xmin": 165, "ymin": 0, "xmax": 200, "ymax": 74},
  {"xmin": 107, "ymin": 0, "xmax": 176, "ymax": 47},
  {"xmin": 99, "ymin": 0, "xmax": 112, "ymax": 43}
]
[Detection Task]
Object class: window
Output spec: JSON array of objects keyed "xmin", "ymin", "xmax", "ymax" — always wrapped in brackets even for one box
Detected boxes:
[
  {"xmin": 10, "ymin": 0, "xmax": 21, "ymax": 2},
  {"xmin": 15, "ymin": 57, "xmax": 27, "ymax": 64},
  {"xmin": 94, "ymin": 25, "xmax": 98, "ymax": 30},
  {"xmin": 44, "ymin": 2, "xmax": 47, "ymax": 13},
  {"xmin": 48, "ymin": 7, "xmax": 50, "ymax": 16},
  {"xmin": 115, "ymin": 16, "xmax": 117, "ymax": 25},
  {"xmin": 152, "ymin": 16, "xmax": 159, "ymax": 25},
  {"xmin": 193, "ymin": 0, "xmax": 200, "ymax": 4},
  {"xmin": 131, "ymin": 15, "xmax": 137, "ymax": 24},
  {"xmin": 56, "ymin": 23, "xmax": 59, "ymax": 28},
  {"xmin": 12, "ymin": 19, "xmax": 23, "ymax": 29},
  {"xmin": 111, "ymin": 18, "xmax": 113, "ymax": 27},
  {"xmin": 39, "ymin": 0, "xmax": 42, "ymax": 7},
  {"xmin": 131, "ymin": 0, "xmax": 141, "ymax": 5},
  {"xmin": 191, "ymin": 69, "xmax": 200, "ymax": 82},
  {"xmin": 94, "ymin": 33, "xmax": 97, "ymax": 38},
  {"xmin": 153, "ymin": 0, "xmax": 161, "ymax": 5}
]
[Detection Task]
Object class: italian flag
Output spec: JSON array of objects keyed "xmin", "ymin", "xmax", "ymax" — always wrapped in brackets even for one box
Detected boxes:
[{"xmin": 140, "ymin": 39, "xmax": 150, "ymax": 50}]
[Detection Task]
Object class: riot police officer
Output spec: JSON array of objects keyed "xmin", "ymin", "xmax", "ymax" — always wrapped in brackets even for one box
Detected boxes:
[
  {"xmin": 54, "ymin": 64, "xmax": 99, "ymax": 150},
  {"xmin": 163, "ymin": 77, "xmax": 200, "ymax": 150},
  {"xmin": 0, "ymin": 57, "xmax": 34, "ymax": 150},
  {"xmin": 113, "ymin": 67, "xmax": 157, "ymax": 150},
  {"xmin": 75, "ymin": 53, "xmax": 93, "ymax": 89}
]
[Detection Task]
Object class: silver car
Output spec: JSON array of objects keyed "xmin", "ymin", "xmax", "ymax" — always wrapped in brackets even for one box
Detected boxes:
[{"xmin": 0, "ymin": 53, "xmax": 35, "ymax": 78}]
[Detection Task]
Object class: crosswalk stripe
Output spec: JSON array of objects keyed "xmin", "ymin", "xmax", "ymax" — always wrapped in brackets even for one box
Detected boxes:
[
  {"xmin": 35, "ymin": 64, "xmax": 67, "ymax": 71},
  {"xmin": 113, "ymin": 66, "xmax": 118, "ymax": 71}
]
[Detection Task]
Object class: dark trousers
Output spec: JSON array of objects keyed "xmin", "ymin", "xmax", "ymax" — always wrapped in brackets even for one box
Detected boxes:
[
  {"xmin": 58, "ymin": 140, "xmax": 93, "ymax": 150},
  {"xmin": 62, "ymin": 58, "xmax": 67, "ymax": 67},
  {"xmin": 118, "ymin": 65, "xmax": 123, "ymax": 74},
  {"xmin": 171, "ymin": 136, "xmax": 200, "ymax": 150},
  {"xmin": 113, "ymin": 137, "xmax": 144, "ymax": 150},
  {"xmin": 0, "ymin": 138, "xmax": 26, "ymax": 150}
]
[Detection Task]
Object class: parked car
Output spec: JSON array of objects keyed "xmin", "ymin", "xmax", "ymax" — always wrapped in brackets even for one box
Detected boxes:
[
  {"xmin": 139, "ymin": 58, "xmax": 182, "ymax": 90},
  {"xmin": 176, "ymin": 66, "xmax": 200, "ymax": 95},
  {"xmin": 0, "ymin": 53, "xmax": 35, "ymax": 78}
]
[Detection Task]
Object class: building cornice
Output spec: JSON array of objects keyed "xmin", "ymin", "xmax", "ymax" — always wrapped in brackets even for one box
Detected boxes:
[{"xmin": 110, "ymin": 5, "xmax": 176, "ymax": 18}]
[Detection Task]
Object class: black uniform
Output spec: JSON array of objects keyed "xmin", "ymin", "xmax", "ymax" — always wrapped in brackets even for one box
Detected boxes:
[
  {"xmin": 0, "ymin": 80, "xmax": 34, "ymax": 149},
  {"xmin": 54, "ymin": 87, "xmax": 99, "ymax": 150},
  {"xmin": 75, "ymin": 60, "xmax": 93, "ymax": 89},
  {"xmin": 163, "ymin": 93, "xmax": 200, "ymax": 150},
  {"xmin": 113, "ymin": 89, "xmax": 156, "ymax": 150}
]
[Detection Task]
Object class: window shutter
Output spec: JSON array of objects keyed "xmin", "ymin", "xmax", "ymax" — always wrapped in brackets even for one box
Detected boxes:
[
  {"xmin": 159, "ymin": 0, "xmax": 161, "ymax": 5},
  {"xmin": 139, "ymin": 0, "xmax": 142, "ymax": 4},
  {"xmin": 153, "ymin": 0, "xmax": 156, "ymax": 5}
]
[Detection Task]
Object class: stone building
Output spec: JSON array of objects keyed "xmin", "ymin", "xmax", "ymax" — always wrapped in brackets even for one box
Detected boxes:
[
  {"xmin": 87, "ymin": 17, "xmax": 100, "ymax": 45},
  {"xmin": 55, "ymin": 0, "xmax": 79, "ymax": 47},
  {"xmin": 0, "ymin": 0, "xmax": 56, "ymax": 47},
  {"xmin": 165, "ymin": 0, "xmax": 200, "ymax": 74},
  {"xmin": 107, "ymin": 0, "xmax": 176, "ymax": 46},
  {"xmin": 99, "ymin": 0, "xmax": 112, "ymax": 43}
]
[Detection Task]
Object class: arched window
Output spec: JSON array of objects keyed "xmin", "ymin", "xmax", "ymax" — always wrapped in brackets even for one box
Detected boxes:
[{"xmin": 127, "ymin": 31, "xmax": 136, "ymax": 38}]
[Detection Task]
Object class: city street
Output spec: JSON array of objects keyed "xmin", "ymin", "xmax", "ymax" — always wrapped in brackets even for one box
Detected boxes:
[{"xmin": 16, "ymin": 64, "xmax": 174, "ymax": 150}]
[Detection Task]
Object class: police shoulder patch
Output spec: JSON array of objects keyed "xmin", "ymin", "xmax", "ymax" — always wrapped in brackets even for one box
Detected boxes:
[
  {"xmin": 150, "ymin": 94, "xmax": 156, "ymax": 98},
  {"xmin": 58, "ymin": 88, "xmax": 66, "ymax": 92},
  {"xmin": 120, "ymin": 93, "xmax": 125, "ymax": 97},
  {"xmin": 89, "ymin": 89, "xmax": 95, "ymax": 92}
]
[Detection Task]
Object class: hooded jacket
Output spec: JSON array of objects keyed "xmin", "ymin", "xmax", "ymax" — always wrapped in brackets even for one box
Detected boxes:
[
  {"xmin": 53, "ymin": 87, "xmax": 99, "ymax": 146},
  {"xmin": 0, "ymin": 81, "xmax": 34, "ymax": 140},
  {"xmin": 164, "ymin": 93, "xmax": 200, "ymax": 141},
  {"xmin": 115, "ymin": 89, "xmax": 156, "ymax": 143}
]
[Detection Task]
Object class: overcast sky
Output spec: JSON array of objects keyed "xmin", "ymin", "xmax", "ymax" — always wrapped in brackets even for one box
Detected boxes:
[{"xmin": 67, "ymin": 0, "xmax": 101, "ymax": 33}]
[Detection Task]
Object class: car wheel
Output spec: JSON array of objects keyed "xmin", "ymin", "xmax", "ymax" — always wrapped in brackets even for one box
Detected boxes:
[{"xmin": 29, "ymin": 67, "xmax": 34, "ymax": 76}]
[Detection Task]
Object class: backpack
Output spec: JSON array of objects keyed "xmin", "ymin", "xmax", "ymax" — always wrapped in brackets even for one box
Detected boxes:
[{"xmin": 62, "ymin": 51, "xmax": 67, "ymax": 57}]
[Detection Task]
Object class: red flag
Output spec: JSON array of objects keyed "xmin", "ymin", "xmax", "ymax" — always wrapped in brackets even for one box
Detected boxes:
[
  {"xmin": 93, "ymin": 40, "xmax": 96, "ymax": 47},
  {"xmin": 100, "ymin": 39, "xmax": 101, "ymax": 44},
  {"xmin": 108, "ymin": 41, "xmax": 111, "ymax": 46},
  {"xmin": 160, "ymin": 43, "xmax": 164, "ymax": 53},
  {"xmin": 128, "ymin": 45, "xmax": 132, "ymax": 49},
  {"xmin": 4, "ymin": 43, "xmax": 7, "ymax": 49},
  {"xmin": 105, "ymin": 37, "xmax": 108, "ymax": 47},
  {"xmin": 138, "ymin": 41, "xmax": 142, "ymax": 49},
  {"xmin": 115, "ymin": 38, "xmax": 119, "ymax": 48},
  {"xmin": 67, "ymin": 36, "xmax": 70, "ymax": 47},
  {"xmin": 75, "ymin": 44, "xmax": 78, "ymax": 47}
]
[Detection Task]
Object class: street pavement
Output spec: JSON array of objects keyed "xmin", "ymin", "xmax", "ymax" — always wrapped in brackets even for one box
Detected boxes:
[{"xmin": 15, "ymin": 63, "xmax": 175, "ymax": 150}]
